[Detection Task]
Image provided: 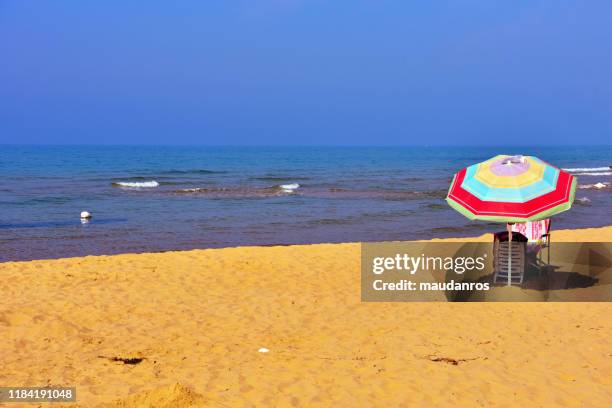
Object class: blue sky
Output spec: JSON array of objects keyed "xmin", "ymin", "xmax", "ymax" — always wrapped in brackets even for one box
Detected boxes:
[{"xmin": 1, "ymin": 1, "xmax": 611, "ymax": 145}]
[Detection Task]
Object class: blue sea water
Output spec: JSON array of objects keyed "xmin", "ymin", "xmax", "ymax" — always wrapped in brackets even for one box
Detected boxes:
[{"xmin": 1, "ymin": 146, "xmax": 610, "ymax": 262}]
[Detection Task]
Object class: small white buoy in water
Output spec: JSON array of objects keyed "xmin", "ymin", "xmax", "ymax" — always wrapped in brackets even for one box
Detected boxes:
[
  {"xmin": 258, "ymin": 347, "xmax": 269, "ymax": 353},
  {"xmin": 80, "ymin": 211, "xmax": 92, "ymax": 219}
]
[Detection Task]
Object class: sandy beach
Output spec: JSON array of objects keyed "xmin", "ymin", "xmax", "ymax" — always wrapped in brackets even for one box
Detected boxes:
[{"xmin": 1, "ymin": 226, "xmax": 611, "ymax": 407}]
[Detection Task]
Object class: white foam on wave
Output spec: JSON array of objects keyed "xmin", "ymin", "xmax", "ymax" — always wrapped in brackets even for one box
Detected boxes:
[
  {"xmin": 563, "ymin": 166, "xmax": 610, "ymax": 172},
  {"xmin": 578, "ymin": 182, "xmax": 609, "ymax": 189},
  {"xmin": 114, "ymin": 180, "xmax": 160, "ymax": 188},
  {"xmin": 280, "ymin": 183, "xmax": 300, "ymax": 193},
  {"xmin": 572, "ymin": 172, "xmax": 612, "ymax": 176}
]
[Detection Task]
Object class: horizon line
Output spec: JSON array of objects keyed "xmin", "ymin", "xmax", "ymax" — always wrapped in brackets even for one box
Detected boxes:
[{"xmin": 2, "ymin": 143, "xmax": 612, "ymax": 148}]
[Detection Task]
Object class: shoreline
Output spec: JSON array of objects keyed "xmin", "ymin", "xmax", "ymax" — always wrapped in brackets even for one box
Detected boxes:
[
  {"xmin": 1, "ymin": 226, "xmax": 611, "ymax": 407},
  {"xmin": 3, "ymin": 225, "xmax": 612, "ymax": 266}
]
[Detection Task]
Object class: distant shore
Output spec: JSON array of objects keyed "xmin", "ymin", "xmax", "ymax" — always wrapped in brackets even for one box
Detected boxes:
[{"xmin": 1, "ymin": 226, "xmax": 611, "ymax": 407}]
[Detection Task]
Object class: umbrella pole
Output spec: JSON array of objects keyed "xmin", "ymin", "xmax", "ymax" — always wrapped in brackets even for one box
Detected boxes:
[{"xmin": 507, "ymin": 223, "xmax": 512, "ymax": 286}]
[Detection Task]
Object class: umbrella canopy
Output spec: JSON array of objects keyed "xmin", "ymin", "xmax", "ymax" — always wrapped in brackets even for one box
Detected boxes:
[{"xmin": 447, "ymin": 154, "xmax": 576, "ymax": 222}]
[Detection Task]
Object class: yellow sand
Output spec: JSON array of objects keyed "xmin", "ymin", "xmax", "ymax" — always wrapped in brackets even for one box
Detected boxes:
[{"xmin": 1, "ymin": 226, "xmax": 611, "ymax": 407}]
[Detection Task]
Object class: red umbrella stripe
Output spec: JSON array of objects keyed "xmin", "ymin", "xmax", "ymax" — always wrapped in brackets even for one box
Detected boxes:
[{"xmin": 448, "ymin": 168, "xmax": 575, "ymax": 217}]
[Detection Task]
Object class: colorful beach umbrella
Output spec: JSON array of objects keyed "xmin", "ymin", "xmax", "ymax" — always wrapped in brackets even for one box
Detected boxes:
[{"xmin": 446, "ymin": 155, "xmax": 577, "ymax": 222}]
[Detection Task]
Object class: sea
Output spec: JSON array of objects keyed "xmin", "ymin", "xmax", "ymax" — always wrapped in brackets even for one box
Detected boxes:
[{"xmin": 1, "ymin": 145, "xmax": 610, "ymax": 262}]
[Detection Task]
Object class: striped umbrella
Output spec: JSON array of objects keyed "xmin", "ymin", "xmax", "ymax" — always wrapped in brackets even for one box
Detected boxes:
[
  {"xmin": 447, "ymin": 154, "xmax": 577, "ymax": 286},
  {"xmin": 447, "ymin": 154, "xmax": 576, "ymax": 222}
]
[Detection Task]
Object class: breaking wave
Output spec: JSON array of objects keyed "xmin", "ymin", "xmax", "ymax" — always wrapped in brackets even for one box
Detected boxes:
[
  {"xmin": 113, "ymin": 180, "xmax": 160, "ymax": 188},
  {"xmin": 578, "ymin": 182, "xmax": 609, "ymax": 190},
  {"xmin": 280, "ymin": 183, "xmax": 300, "ymax": 193},
  {"xmin": 572, "ymin": 172, "xmax": 612, "ymax": 176},
  {"xmin": 576, "ymin": 197, "xmax": 592, "ymax": 205},
  {"xmin": 563, "ymin": 166, "xmax": 610, "ymax": 172}
]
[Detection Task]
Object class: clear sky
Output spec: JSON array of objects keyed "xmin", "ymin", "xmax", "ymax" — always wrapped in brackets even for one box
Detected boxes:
[{"xmin": 1, "ymin": 1, "xmax": 611, "ymax": 145}]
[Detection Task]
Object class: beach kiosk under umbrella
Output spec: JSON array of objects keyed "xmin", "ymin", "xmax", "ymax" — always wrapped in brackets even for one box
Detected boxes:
[{"xmin": 446, "ymin": 154, "xmax": 577, "ymax": 285}]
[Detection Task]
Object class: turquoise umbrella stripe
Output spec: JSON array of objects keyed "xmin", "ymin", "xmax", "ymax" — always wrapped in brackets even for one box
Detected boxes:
[{"xmin": 461, "ymin": 164, "xmax": 560, "ymax": 203}]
